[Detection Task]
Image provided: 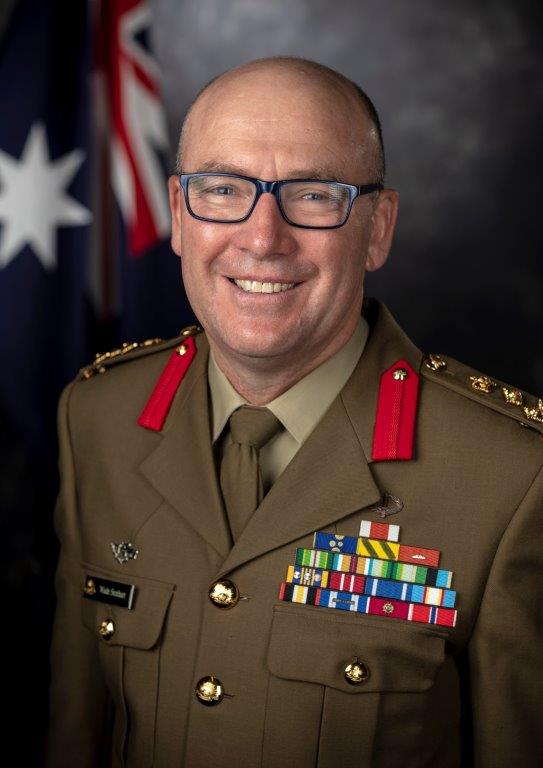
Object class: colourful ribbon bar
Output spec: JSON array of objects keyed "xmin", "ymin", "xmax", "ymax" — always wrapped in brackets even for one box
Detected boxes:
[
  {"xmin": 315, "ymin": 531, "xmax": 401, "ymax": 560},
  {"xmin": 313, "ymin": 532, "xmax": 358, "ymax": 554},
  {"xmin": 315, "ymin": 531, "xmax": 440, "ymax": 568},
  {"xmin": 356, "ymin": 537, "xmax": 401, "ymax": 560},
  {"xmin": 294, "ymin": 548, "xmax": 453, "ymax": 588},
  {"xmin": 286, "ymin": 565, "xmax": 329, "ymax": 588},
  {"xmin": 279, "ymin": 583, "xmax": 457, "ymax": 628},
  {"xmin": 398, "ymin": 544, "xmax": 440, "ymax": 568},
  {"xmin": 285, "ymin": 565, "xmax": 456, "ymax": 607},
  {"xmin": 358, "ymin": 519, "xmax": 400, "ymax": 542}
]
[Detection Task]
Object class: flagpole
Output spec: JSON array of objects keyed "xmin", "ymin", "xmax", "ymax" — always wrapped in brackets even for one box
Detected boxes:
[{"xmin": 0, "ymin": 0, "xmax": 18, "ymax": 46}]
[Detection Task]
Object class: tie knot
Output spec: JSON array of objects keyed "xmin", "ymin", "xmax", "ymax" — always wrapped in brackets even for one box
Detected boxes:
[{"xmin": 229, "ymin": 406, "xmax": 282, "ymax": 449}]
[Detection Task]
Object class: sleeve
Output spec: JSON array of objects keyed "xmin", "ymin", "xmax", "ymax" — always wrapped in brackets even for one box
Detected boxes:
[
  {"xmin": 45, "ymin": 381, "xmax": 114, "ymax": 767},
  {"xmin": 468, "ymin": 463, "xmax": 543, "ymax": 766}
]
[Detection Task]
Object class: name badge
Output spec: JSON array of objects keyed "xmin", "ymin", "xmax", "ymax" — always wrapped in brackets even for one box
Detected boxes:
[{"xmin": 83, "ymin": 575, "xmax": 136, "ymax": 609}]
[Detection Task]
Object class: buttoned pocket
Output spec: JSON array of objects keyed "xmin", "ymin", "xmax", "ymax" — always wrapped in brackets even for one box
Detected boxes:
[
  {"xmin": 80, "ymin": 562, "xmax": 175, "ymax": 768},
  {"xmin": 263, "ymin": 605, "xmax": 450, "ymax": 768}
]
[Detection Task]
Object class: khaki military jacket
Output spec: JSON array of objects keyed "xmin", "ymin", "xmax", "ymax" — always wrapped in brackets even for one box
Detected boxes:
[{"xmin": 45, "ymin": 298, "xmax": 543, "ymax": 768}]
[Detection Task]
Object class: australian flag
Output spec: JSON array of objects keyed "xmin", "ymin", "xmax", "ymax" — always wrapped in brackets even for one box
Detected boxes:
[
  {"xmin": 0, "ymin": 0, "xmax": 191, "ymax": 469},
  {"xmin": 0, "ymin": 0, "xmax": 92, "ymax": 464},
  {"xmin": 0, "ymin": 4, "xmax": 191, "ymax": 761}
]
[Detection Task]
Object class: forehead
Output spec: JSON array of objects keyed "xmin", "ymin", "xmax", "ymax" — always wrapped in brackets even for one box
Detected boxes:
[{"xmin": 182, "ymin": 68, "xmax": 372, "ymax": 179}]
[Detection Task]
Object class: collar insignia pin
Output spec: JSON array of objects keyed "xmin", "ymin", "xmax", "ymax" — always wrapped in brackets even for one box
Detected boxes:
[
  {"xmin": 370, "ymin": 492, "xmax": 404, "ymax": 519},
  {"xmin": 111, "ymin": 541, "xmax": 139, "ymax": 565}
]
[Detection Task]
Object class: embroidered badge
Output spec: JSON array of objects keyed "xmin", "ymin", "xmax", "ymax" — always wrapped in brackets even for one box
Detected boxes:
[{"xmin": 280, "ymin": 520, "xmax": 458, "ymax": 627}]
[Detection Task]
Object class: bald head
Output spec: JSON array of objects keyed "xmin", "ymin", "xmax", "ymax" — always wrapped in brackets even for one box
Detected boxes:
[{"xmin": 176, "ymin": 57, "xmax": 385, "ymax": 184}]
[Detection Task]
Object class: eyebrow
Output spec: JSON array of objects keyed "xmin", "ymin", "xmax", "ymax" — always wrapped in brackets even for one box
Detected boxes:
[{"xmin": 194, "ymin": 160, "xmax": 343, "ymax": 182}]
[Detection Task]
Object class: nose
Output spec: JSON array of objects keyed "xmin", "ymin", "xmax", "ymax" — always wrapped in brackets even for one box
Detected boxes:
[{"xmin": 232, "ymin": 191, "xmax": 297, "ymax": 258}]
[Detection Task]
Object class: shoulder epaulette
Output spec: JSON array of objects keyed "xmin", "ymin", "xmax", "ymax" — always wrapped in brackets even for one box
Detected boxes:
[
  {"xmin": 421, "ymin": 353, "xmax": 543, "ymax": 434},
  {"xmin": 78, "ymin": 324, "xmax": 202, "ymax": 381}
]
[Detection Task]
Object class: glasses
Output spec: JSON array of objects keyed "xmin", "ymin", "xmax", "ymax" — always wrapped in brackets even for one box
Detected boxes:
[{"xmin": 178, "ymin": 172, "xmax": 383, "ymax": 229}]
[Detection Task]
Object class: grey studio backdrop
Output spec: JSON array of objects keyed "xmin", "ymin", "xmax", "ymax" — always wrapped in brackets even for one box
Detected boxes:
[{"xmin": 152, "ymin": 0, "xmax": 543, "ymax": 394}]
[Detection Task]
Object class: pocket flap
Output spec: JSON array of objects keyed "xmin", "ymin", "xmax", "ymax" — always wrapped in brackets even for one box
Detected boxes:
[
  {"xmin": 267, "ymin": 606, "xmax": 447, "ymax": 694},
  {"xmin": 80, "ymin": 562, "xmax": 175, "ymax": 650}
]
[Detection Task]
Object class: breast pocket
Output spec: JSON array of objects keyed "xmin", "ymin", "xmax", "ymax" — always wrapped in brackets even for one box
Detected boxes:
[
  {"xmin": 80, "ymin": 562, "xmax": 175, "ymax": 768},
  {"xmin": 263, "ymin": 605, "xmax": 449, "ymax": 768}
]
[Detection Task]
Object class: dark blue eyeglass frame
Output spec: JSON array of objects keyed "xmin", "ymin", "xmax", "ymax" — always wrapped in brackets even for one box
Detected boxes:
[{"xmin": 178, "ymin": 172, "xmax": 384, "ymax": 229}]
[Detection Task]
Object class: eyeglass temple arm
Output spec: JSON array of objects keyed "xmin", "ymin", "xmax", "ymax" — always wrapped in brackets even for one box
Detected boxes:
[{"xmin": 357, "ymin": 183, "xmax": 384, "ymax": 195}]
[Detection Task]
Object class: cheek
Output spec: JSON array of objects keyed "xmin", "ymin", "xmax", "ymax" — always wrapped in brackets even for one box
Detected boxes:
[
  {"xmin": 310, "ymin": 234, "xmax": 365, "ymax": 296},
  {"xmin": 180, "ymin": 218, "xmax": 230, "ymax": 273},
  {"xmin": 179, "ymin": 230, "xmax": 234, "ymax": 319}
]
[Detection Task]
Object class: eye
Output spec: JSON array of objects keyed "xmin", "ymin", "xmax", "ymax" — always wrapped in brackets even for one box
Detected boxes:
[
  {"xmin": 302, "ymin": 191, "xmax": 327, "ymax": 201},
  {"xmin": 290, "ymin": 186, "xmax": 330, "ymax": 201},
  {"xmin": 207, "ymin": 185, "xmax": 235, "ymax": 196},
  {"xmin": 285, "ymin": 185, "xmax": 345, "ymax": 207}
]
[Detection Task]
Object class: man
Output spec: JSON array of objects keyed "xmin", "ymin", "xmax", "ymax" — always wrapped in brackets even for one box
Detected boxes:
[{"xmin": 46, "ymin": 57, "xmax": 543, "ymax": 767}]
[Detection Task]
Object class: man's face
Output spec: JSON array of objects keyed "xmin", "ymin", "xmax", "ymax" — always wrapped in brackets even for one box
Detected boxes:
[{"xmin": 169, "ymin": 67, "xmax": 388, "ymax": 369}]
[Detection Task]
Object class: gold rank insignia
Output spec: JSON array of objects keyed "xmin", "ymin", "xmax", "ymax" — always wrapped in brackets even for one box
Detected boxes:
[
  {"xmin": 523, "ymin": 399, "xmax": 543, "ymax": 424},
  {"xmin": 424, "ymin": 353, "xmax": 447, "ymax": 371},
  {"xmin": 79, "ymin": 324, "xmax": 202, "ymax": 380},
  {"xmin": 81, "ymin": 338, "xmax": 164, "ymax": 379},
  {"xmin": 502, "ymin": 387, "xmax": 523, "ymax": 407},
  {"xmin": 469, "ymin": 375, "xmax": 497, "ymax": 394},
  {"xmin": 422, "ymin": 354, "xmax": 543, "ymax": 434}
]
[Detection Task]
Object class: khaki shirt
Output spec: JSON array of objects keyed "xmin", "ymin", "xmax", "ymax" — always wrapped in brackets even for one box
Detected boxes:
[{"xmin": 208, "ymin": 316, "xmax": 369, "ymax": 490}]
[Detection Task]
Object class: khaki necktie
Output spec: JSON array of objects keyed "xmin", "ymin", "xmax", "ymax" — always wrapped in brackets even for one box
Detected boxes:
[{"xmin": 220, "ymin": 405, "xmax": 283, "ymax": 541}]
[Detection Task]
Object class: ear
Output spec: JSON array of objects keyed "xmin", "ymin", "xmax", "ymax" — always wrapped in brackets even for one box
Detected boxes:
[
  {"xmin": 168, "ymin": 175, "xmax": 183, "ymax": 257},
  {"xmin": 365, "ymin": 189, "xmax": 399, "ymax": 272}
]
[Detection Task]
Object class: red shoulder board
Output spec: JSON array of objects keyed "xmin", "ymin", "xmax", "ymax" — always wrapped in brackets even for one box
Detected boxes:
[
  {"xmin": 137, "ymin": 336, "xmax": 197, "ymax": 431},
  {"xmin": 371, "ymin": 359, "xmax": 420, "ymax": 461}
]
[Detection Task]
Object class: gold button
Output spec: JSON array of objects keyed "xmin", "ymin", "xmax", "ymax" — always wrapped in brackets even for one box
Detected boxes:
[
  {"xmin": 208, "ymin": 580, "xmax": 240, "ymax": 609},
  {"xmin": 195, "ymin": 676, "xmax": 224, "ymax": 706},
  {"xmin": 98, "ymin": 618, "xmax": 115, "ymax": 640},
  {"xmin": 176, "ymin": 344, "xmax": 187, "ymax": 356},
  {"xmin": 344, "ymin": 659, "xmax": 370, "ymax": 685},
  {"xmin": 392, "ymin": 368, "xmax": 408, "ymax": 381}
]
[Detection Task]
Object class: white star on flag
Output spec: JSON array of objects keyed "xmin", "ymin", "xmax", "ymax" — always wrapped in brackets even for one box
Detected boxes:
[{"xmin": 0, "ymin": 122, "xmax": 92, "ymax": 270}]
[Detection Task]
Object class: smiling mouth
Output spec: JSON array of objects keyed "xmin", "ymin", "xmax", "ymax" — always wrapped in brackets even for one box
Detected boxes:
[{"xmin": 229, "ymin": 278, "xmax": 297, "ymax": 294}]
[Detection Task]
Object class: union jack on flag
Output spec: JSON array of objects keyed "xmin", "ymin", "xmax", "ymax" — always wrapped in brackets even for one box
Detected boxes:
[{"xmin": 91, "ymin": 0, "xmax": 181, "ymax": 328}]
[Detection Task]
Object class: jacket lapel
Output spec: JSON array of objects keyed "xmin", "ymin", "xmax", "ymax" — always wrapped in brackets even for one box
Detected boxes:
[
  {"xmin": 138, "ymin": 333, "xmax": 232, "ymax": 560},
  {"xmin": 216, "ymin": 393, "xmax": 381, "ymax": 578},
  {"xmin": 216, "ymin": 298, "xmax": 424, "ymax": 578}
]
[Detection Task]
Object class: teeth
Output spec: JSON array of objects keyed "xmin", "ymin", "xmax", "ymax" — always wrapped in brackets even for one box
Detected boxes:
[{"xmin": 234, "ymin": 279, "xmax": 296, "ymax": 293}]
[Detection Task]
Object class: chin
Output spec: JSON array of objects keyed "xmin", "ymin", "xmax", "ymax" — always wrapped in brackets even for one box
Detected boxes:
[{"xmin": 217, "ymin": 322, "xmax": 297, "ymax": 360}]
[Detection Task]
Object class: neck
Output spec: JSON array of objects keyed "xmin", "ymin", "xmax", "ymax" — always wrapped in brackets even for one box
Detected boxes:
[{"xmin": 208, "ymin": 318, "xmax": 359, "ymax": 405}]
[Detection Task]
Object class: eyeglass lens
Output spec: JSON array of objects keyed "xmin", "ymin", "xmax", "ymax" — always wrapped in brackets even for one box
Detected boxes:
[{"xmin": 187, "ymin": 175, "xmax": 352, "ymax": 226}]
